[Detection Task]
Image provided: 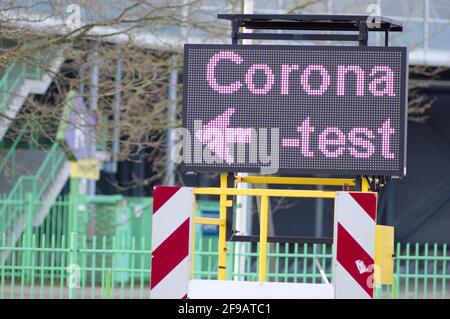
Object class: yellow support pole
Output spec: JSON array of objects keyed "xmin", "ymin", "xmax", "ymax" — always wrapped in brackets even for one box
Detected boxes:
[
  {"xmin": 193, "ymin": 217, "xmax": 225, "ymax": 225},
  {"xmin": 375, "ymin": 225, "xmax": 395, "ymax": 285},
  {"xmin": 259, "ymin": 195, "xmax": 269, "ymax": 282},
  {"xmin": 191, "ymin": 195, "xmax": 196, "ymax": 278},
  {"xmin": 218, "ymin": 173, "xmax": 228, "ymax": 280},
  {"xmin": 194, "ymin": 187, "xmax": 336, "ymax": 198}
]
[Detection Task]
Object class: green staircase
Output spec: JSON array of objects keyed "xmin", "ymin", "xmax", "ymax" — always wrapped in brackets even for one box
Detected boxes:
[
  {"xmin": 0, "ymin": 44, "xmax": 67, "ymax": 261},
  {"xmin": 0, "ymin": 51, "xmax": 43, "ymax": 107},
  {"xmin": 0, "ymin": 126, "xmax": 69, "ymax": 263},
  {"xmin": 0, "ymin": 46, "xmax": 64, "ymax": 140}
]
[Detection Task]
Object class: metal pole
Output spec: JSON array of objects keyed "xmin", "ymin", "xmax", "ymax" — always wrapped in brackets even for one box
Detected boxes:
[
  {"xmin": 387, "ymin": 181, "xmax": 396, "ymax": 226},
  {"xmin": 424, "ymin": 0, "xmax": 429, "ymax": 50},
  {"xmin": 315, "ymin": 185, "xmax": 324, "ymax": 237},
  {"xmin": 87, "ymin": 42, "xmax": 99, "ymax": 195},
  {"xmin": 190, "ymin": 195, "xmax": 196, "ymax": 279},
  {"xmin": 68, "ymin": 176, "xmax": 79, "ymax": 235},
  {"xmin": 104, "ymin": 47, "xmax": 122, "ymax": 174},
  {"xmin": 113, "ymin": 50, "xmax": 121, "ymax": 172},
  {"xmin": 234, "ymin": 0, "xmax": 254, "ymax": 280},
  {"xmin": 24, "ymin": 193, "xmax": 34, "ymax": 281},
  {"xmin": 68, "ymin": 232, "xmax": 78, "ymax": 299}
]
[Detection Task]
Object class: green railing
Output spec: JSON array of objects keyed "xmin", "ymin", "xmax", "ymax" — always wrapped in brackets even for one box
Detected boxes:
[
  {"xmin": 0, "ymin": 122, "xmax": 39, "ymax": 177},
  {"xmin": 0, "ymin": 50, "xmax": 42, "ymax": 112},
  {"xmin": 0, "ymin": 61, "xmax": 31, "ymax": 111},
  {"xmin": 0, "ymin": 143, "xmax": 66, "ymax": 236},
  {"xmin": 0, "ymin": 124, "xmax": 29, "ymax": 178},
  {"xmin": 0, "ymin": 45, "xmax": 64, "ymax": 240},
  {"xmin": 0, "ymin": 194, "xmax": 153, "ymax": 299},
  {"xmin": 97, "ymin": 114, "xmax": 109, "ymax": 153},
  {"xmin": 0, "ymin": 232, "xmax": 150, "ymax": 299},
  {"xmin": 31, "ymin": 196, "xmax": 70, "ymax": 245},
  {"xmin": 394, "ymin": 242, "xmax": 449, "ymax": 299},
  {"xmin": 193, "ymin": 239, "xmax": 450, "ymax": 299},
  {"xmin": 0, "ymin": 194, "xmax": 152, "ymax": 252}
]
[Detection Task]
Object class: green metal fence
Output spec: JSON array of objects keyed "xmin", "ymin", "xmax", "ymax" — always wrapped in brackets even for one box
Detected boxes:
[
  {"xmin": 193, "ymin": 239, "xmax": 450, "ymax": 299},
  {"xmin": 0, "ymin": 232, "xmax": 150, "ymax": 299},
  {"xmin": 0, "ymin": 195, "xmax": 449, "ymax": 298},
  {"xmin": 0, "ymin": 193, "xmax": 154, "ymax": 298},
  {"xmin": 0, "ymin": 231, "xmax": 449, "ymax": 299}
]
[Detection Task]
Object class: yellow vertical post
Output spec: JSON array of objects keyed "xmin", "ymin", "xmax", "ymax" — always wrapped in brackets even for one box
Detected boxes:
[
  {"xmin": 259, "ymin": 195, "xmax": 269, "ymax": 282},
  {"xmin": 375, "ymin": 225, "xmax": 395, "ymax": 285},
  {"xmin": 218, "ymin": 173, "xmax": 228, "ymax": 280}
]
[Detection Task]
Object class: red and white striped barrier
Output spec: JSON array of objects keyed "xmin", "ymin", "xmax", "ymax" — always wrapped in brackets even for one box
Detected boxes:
[
  {"xmin": 333, "ymin": 192, "xmax": 377, "ymax": 299},
  {"xmin": 150, "ymin": 186, "xmax": 194, "ymax": 299}
]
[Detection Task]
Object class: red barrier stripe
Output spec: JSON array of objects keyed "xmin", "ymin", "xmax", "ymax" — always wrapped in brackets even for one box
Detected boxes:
[
  {"xmin": 349, "ymin": 192, "xmax": 377, "ymax": 221},
  {"xmin": 337, "ymin": 223, "xmax": 374, "ymax": 297},
  {"xmin": 151, "ymin": 218, "xmax": 190, "ymax": 289},
  {"xmin": 153, "ymin": 186, "xmax": 181, "ymax": 214}
]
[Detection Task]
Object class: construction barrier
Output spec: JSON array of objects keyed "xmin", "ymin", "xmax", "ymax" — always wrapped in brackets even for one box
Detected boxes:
[
  {"xmin": 150, "ymin": 186, "xmax": 193, "ymax": 299},
  {"xmin": 333, "ymin": 192, "xmax": 377, "ymax": 299},
  {"xmin": 150, "ymin": 176, "xmax": 387, "ymax": 299}
]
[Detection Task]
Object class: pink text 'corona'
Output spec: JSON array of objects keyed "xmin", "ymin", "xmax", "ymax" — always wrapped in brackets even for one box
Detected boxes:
[{"xmin": 207, "ymin": 51, "xmax": 396, "ymax": 97}]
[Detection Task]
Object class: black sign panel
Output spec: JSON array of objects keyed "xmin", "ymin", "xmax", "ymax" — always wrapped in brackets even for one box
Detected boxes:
[{"xmin": 181, "ymin": 44, "xmax": 408, "ymax": 176}]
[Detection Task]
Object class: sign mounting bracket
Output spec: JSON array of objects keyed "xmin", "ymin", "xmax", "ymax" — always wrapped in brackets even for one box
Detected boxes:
[{"xmin": 218, "ymin": 14, "xmax": 402, "ymax": 47}]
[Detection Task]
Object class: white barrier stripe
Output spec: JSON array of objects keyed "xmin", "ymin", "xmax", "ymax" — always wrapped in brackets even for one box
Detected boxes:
[
  {"xmin": 313, "ymin": 257, "xmax": 330, "ymax": 284},
  {"xmin": 150, "ymin": 256, "xmax": 190, "ymax": 299},
  {"xmin": 335, "ymin": 192, "xmax": 376, "ymax": 257},
  {"xmin": 334, "ymin": 262, "xmax": 371, "ymax": 299},
  {"xmin": 152, "ymin": 187, "xmax": 193, "ymax": 250}
]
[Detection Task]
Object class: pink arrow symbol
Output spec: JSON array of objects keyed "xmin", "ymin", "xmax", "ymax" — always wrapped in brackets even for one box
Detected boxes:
[{"xmin": 196, "ymin": 108, "xmax": 252, "ymax": 164}]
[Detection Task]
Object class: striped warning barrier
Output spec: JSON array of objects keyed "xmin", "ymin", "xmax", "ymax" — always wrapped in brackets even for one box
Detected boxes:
[
  {"xmin": 333, "ymin": 191, "xmax": 377, "ymax": 299},
  {"xmin": 150, "ymin": 186, "xmax": 194, "ymax": 299}
]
